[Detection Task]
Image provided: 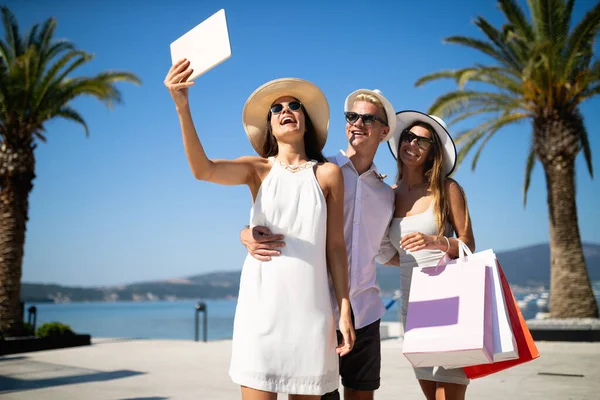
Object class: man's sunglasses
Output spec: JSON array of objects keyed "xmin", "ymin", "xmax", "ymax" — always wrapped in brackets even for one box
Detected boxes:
[
  {"xmin": 400, "ymin": 129, "xmax": 433, "ymax": 150},
  {"xmin": 270, "ymin": 101, "xmax": 302, "ymax": 114},
  {"xmin": 344, "ymin": 112, "xmax": 388, "ymax": 127}
]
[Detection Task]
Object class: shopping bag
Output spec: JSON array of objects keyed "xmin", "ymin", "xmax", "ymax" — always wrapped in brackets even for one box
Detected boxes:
[
  {"xmin": 487, "ymin": 253, "xmax": 518, "ymax": 362},
  {"xmin": 402, "ymin": 241, "xmax": 494, "ymax": 368},
  {"xmin": 444, "ymin": 248, "xmax": 518, "ymax": 368},
  {"xmin": 463, "ymin": 261, "xmax": 540, "ymax": 379}
]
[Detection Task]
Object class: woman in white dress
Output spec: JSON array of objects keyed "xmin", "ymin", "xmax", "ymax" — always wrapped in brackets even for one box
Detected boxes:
[
  {"xmin": 379, "ymin": 111, "xmax": 476, "ymax": 400},
  {"xmin": 164, "ymin": 59, "xmax": 355, "ymax": 400}
]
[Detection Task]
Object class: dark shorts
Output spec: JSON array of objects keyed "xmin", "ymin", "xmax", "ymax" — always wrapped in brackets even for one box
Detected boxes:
[{"xmin": 321, "ymin": 319, "xmax": 381, "ymax": 398}]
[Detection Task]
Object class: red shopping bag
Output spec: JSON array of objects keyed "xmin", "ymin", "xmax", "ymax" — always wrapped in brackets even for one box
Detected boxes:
[{"xmin": 463, "ymin": 261, "xmax": 540, "ymax": 379}]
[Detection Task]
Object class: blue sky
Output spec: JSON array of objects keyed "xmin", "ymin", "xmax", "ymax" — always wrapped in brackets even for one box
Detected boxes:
[{"xmin": 8, "ymin": 0, "xmax": 600, "ymax": 286}]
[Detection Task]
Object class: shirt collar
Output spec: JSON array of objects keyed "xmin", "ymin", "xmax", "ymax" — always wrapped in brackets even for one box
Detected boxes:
[{"xmin": 335, "ymin": 150, "xmax": 385, "ymax": 180}]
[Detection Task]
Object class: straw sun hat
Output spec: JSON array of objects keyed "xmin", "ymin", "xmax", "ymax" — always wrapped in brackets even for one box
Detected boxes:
[{"xmin": 242, "ymin": 78, "xmax": 329, "ymax": 156}]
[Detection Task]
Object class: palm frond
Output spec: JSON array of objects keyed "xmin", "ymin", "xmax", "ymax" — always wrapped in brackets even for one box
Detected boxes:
[
  {"xmin": 0, "ymin": 38, "xmax": 10, "ymax": 66},
  {"xmin": 580, "ymin": 127, "xmax": 594, "ymax": 178},
  {"xmin": 428, "ymin": 90, "xmax": 526, "ymax": 119},
  {"xmin": 415, "ymin": 65, "xmax": 523, "ymax": 94},
  {"xmin": 499, "ymin": 0, "xmax": 535, "ymax": 42},
  {"xmin": 34, "ymin": 131, "xmax": 47, "ymax": 142},
  {"xmin": 35, "ymin": 50, "xmax": 92, "ymax": 109},
  {"xmin": 470, "ymin": 129, "xmax": 497, "ymax": 170},
  {"xmin": 564, "ymin": 0, "xmax": 576, "ymax": 34},
  {"xmin": 37, "ymin": 16, "xmax": 57, "ymax": 52},
  {"xmin": 472, "ymin": 112, "xmax": 528, "ymax": 169},
  {"xmin": 562, "ymin": 1, "xmax": 600, "ymax": 81},
  {"xmin": 25, "ymin": 23, "xmax": 39, "ymax": 49},
  {"xmin": 94, "ymin": 71, "xmax": 142, "ymax": 86},
  {"xmin": 455, "ymin": 129, "xmax": 488, "ymax": 168},
  {"xmin": 527, "ymin": 0, "xmax": 548, "ymax": 42},
  {"xmin": 523, "ymin": 142, "xmax": 537, "ymax": 206},
  {"xmin": 444, "ymin": 35, "xmax": 520, "ymax": 74},
  {"xmin": 1, "ymin": 6, "xmax": 22, "ymax": 60},
  {"xmin": 43, "ymin": 40, "xmax": 75, "ymax": 63},
  {"xmin": 50, "ymin": 71, "xmax": 139, "ymax": 109},
  {"xmin": 54, "ymin": 106, "xmax": 89, "ymax": 136},
  {"xmin": 577, "ymin": 84, "xmax": 600, "ymax": 103},
  {"xmin": 415, "ymin": 68, "xmax": 473, "ymax": 87},
  {"xmin": 34, "ymin": 17, "xmax": 59, "ymax": 71},
  {"xmin": 0, "ymin": 6, "xmax": 141, "ymax": 144},
  {"xmin": 460, "ymin": 65, "xmax": 524, "ymax": 93},
  {"xmin": 447, "ymin": 106, "xmax": 508, "ymax": 126},
  {"xmin": 453, "ymin": 112, "xmax": 529, "ymax": 173},
  {"xmin": 474, "ymin": 17, "xmax": 523, "ymax": 70},
  {"xmin": 543, "ymin": 0, "xmax": 570, "ymax": 48}
]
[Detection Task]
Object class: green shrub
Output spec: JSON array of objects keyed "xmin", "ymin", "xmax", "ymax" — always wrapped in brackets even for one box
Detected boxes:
[
  {"xmin": 23, "ymin": 322, "xmax": 35, "ymax": 336},
  {"xmin": 36, "ymin": 322, "xmax": 75, "ymax": 338}
]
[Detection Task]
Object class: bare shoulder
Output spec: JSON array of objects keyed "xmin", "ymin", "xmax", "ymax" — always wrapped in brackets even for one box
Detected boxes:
[
  {"xmin": 237, "ymin": 155, "xmax": 269, "ymax": 173},
  {"xmin": 315, "ymin": 161, "xmax": 341, "ymax": 175},
  {"xmin": 237, "ymin": 155, "xmax": 268, "ymax": 166},
  {"xmin": 315, "ymin": 161, "xmax": 343, "ymax": 188},
  {"xmin": 445, "ymin": 178, "xmax": 467, "ymax": 202}
]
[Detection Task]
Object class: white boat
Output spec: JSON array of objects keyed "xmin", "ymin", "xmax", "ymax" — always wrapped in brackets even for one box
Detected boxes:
[{"xmin": 536, "ymin": 297, "xmax": 548, "ymax": 308}]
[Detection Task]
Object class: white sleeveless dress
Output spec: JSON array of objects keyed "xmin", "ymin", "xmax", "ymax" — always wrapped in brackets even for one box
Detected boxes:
[
  {"xmin": 388, "ymin": 201, "xmax": 470, "ymax": 385},
  {"xmin": 229, "ymin": 158, "xmax": 339, "ymax": 395}
]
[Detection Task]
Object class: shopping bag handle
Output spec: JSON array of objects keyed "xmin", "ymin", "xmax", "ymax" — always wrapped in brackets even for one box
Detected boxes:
[
  {"xmin": 437, "ymin": 239, "xmax": 473, "ymax": 267},
  {"xmin": 457, "ymin": 239, "xmax": 473, "ymax": 260}
]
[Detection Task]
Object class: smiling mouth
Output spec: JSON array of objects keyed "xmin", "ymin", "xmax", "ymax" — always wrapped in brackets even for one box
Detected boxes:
[
  {"xmin": 280, "ymin": 116, "xmax": 296, "ymax": 125},
  {"xmin": 405, "ymin": 149, "xmax": 419, "ymax": 157},
  {"xmin": 350, "ymin": 130, "xmax": 367, "ymax": 136}
]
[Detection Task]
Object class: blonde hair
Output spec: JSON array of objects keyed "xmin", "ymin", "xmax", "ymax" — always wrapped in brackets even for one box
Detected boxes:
[{"xmin": 353, "ymin": 93, "xmax": 388, "ymax": 123}]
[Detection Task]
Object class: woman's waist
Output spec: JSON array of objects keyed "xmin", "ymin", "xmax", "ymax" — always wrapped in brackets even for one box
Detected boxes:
[{"xmin": 398, "ymin": 249, "xmax": 446, "ymax": 268}]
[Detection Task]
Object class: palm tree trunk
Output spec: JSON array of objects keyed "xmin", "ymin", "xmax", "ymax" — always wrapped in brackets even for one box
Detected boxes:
[
  {"xmin": 542, "ymin": 154, "xmax": 598, "ymax": 319},
  {"xmin": 0, "ymin": 144, "xmax": 35, "ymax": 337}
]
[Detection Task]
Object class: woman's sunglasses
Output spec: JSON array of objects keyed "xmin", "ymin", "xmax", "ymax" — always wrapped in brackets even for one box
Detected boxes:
[
  {"xmin": 401, "ymin": 129, "xmax": 433, "ymax": 151},
  {"xmin": 344, "ymin": 112, "xmax": 388, "ymax": 127},
  {"xmin": 270, "ymin": 101, "xmax": 302, "ymax": 114}
]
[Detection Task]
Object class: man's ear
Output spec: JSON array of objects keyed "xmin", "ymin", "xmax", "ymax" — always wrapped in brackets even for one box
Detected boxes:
[{"xmin": 380, "ymin": 126, "xmax": 390, "ymax": 142}]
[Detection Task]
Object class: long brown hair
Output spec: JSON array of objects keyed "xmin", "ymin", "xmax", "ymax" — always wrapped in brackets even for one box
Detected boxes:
[
  {"xmin": 261, "ymin": 104, "xmax": 326, "ymax": 163},
  {"xmin": 396, "ymin": 121, "xmax": 451, "ymax": 236}
]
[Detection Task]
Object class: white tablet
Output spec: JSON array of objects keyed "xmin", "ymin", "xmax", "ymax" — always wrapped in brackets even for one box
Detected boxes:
[{"xmin": 170, "ymin": 9, "xmax": 232, "ymax": 81}]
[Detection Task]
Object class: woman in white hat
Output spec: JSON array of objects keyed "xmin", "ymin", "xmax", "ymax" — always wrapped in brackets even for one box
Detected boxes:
[
  {"xmin": 378, "ymin": 111, "xmax": 476, "ymax": 400},
  {"xmin": 164, "ymin": 59, "xmax": 355, "ymax": 399}
]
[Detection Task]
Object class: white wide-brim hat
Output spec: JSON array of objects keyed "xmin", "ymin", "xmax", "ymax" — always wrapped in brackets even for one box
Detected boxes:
[
  {"xmin": 344, "ymin": 89, "xmax": 397, "ymax": 142},
  {"xmin": 242, "ymin": 78, "xmax": 330, "ymax": 156},
  {"xmin": 389, "ymin": 110, "xmax": 457, "ymax": 176}
]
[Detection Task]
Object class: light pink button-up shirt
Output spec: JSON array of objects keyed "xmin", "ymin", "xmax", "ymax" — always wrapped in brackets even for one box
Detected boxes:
[{"xmin": 328, "ymin": 150, "xmax": 395, "ymax": 329}]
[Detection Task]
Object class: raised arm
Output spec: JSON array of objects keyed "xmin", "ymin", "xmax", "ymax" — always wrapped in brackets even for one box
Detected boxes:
[
  {"xmin": 164, "ymin": 59, "xmax": 261, "ymax": 188},
  {"xmin": 317, "ymin": 163, "xmax": 355, "ymax": 356}
]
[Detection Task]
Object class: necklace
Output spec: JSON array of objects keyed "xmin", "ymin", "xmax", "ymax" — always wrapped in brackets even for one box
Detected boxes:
[{"xmin": 274, "ymin": 158, "xmax": 314, "ymax": 173}]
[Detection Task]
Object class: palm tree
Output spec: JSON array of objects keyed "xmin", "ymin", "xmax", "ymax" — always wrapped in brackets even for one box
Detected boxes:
[
  {"xmin": 0, "ymin": 6, "xmax": 140, "ymax": 336},
  {"xmin": 416, "ymin": 0, "xmax": 599, "ymax": 318}
]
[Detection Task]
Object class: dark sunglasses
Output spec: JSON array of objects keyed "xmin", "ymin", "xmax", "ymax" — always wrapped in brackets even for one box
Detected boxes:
[
  {"xmin": 344, "ymin": 112, "xmax": 388, "ymax": 127},
  {"xmin": 270, "ymin": 101, "xmax": 302, "ymax": 114},
  {"xmin": 401, "ymin": 129, "xmax": 433, "ymax": 150}
]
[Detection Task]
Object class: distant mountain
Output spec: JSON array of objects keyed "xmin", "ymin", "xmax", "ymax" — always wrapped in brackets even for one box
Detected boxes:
[
  {"xmin": 21, "ymin": 243, "xmax": 600, "ymax": 303},
  {"xmin": 21, "ymin": 274, "xmax": 241, "ymax": 303},
  {"xmin": 375, "ymin": 242, "xmax": 600, "ymax": 295}
]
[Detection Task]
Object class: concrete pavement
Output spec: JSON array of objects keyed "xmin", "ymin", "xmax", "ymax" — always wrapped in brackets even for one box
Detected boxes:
[{"xmin": 1, "ymin": 336, "xmax": 598, "ymax": 399}]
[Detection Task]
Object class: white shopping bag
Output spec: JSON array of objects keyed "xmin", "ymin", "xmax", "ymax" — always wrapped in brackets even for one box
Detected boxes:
[
  {"xmin": 445, "ymin": 247, "xmax": 519, "ymax": 368},
  {"xmin": 485, "ymin": 250, "xmax": 519, "ymax": 362},
  {"xmin": 402, "ymin": 241, "xmax": 495, "ymax": 368}
]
